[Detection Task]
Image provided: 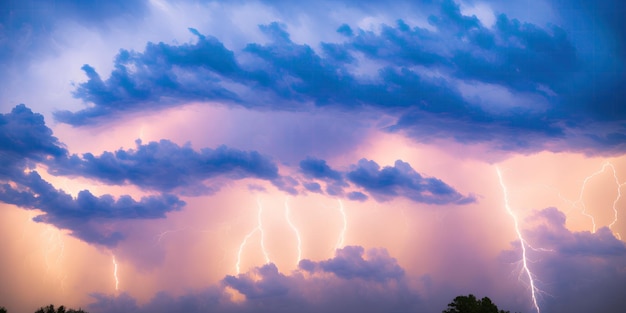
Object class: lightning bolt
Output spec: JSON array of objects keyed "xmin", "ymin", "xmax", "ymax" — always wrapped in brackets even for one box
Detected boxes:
[
  {"xmin": 112, "ymin": 254, "xmax": 119, "ymax": 292},
  {"xmin": 235, "ymin": 197, "xmax": 271, "ymax": 274},
  {"xmin": 42, "ymin": 225, "xmax": 65, "ymax": 277},
  {"xmin": 236, "ymin": 227, "xmax": 258, "ymax": 275},
  {"xmin": 335, "ymin": 200, "xmax": 347, "ymax": 250},
  {"xmin": 37, "ymin": 224, "xmax": 67, "ymax": 292},
  {"xmin": 496, "ymin": 167, "xmax": 541, "ymax": 313},
  {"xmin": 257, "ymin": 198, "xmax": 270, "ymax": 264},
  {"xmin": 284, "ymin": 197, "xmax": 303, "ymax": 265},
  {"xmin": 560, "ymin": 162, "xmax": 625, "ymax": 237}
]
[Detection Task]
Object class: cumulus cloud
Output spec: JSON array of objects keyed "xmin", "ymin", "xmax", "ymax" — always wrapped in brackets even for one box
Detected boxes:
[
  {"xmin": 297, "ymin": 156, "xmax": 472, "ymax": 204},
  {"xmin": 0, "ymin": 104, "xmax": 67, "ymax": 175},
  {"xmin": 299, "ymin": 157, "xmax": 344, "ymax": 182},
  {"xmin": 300, "ymin": 245, "xmax": 405, "ymax": 282},
  {"xmin": 347, "ymin": 191, "xmax": 368, "ymax": 201},
  {"xmin": 347, "ymin": 159, "xmax": 475, "ymax": 204},
  {"xmin": 501, "ymin": 207, "xmax": 626, "ymax": 313},
  {"xmin": 54, "ymin": 29, "xmax": 244, "ymax": 125},
  {"xmin": 50, "ymin": 139, "xmax": 284, "ymax": 195},
  {"xmin": 90, "ymin": 246, "xmax": 420, "ymax": 313},
  {"xmin": 0, "ymin": 104, "xmax": 296, "ymax": 245},
  {"xmin": 302, "ymin": 182, "xmax": 323, "ymax": 193},
  {"xmin": 0, "ymin": 170, "xmax": 184, "ymax": 246},
  {"xmin": 49, "ymin": 0, "xmax": 626, "ymax": 153}
]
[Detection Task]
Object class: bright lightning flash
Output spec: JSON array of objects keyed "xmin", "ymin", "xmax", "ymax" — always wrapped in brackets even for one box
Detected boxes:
[
  {"xmin": 42, "ymin": 225, "xmax": 65, "ymax": 279},
  {"xmin": 284, "ymin": 197, "xmax": 303, "ymax": 265},
  {"xmin": 257, "ymin": 198, "xmax": 270, "ymax": 264},
  {"xmin": 335, "ymin": 200, "xmax": 347, "ymax": 250},
  {"xmin": 496, "ymin": 167, "xmax": 541, "ymax": 313},
  {"xmin": 112, "ymin": 254, "xmax": 119, "ymax": 292},
  {"xmin": 235, "ymin": 197, "xmax": 271, "ymax": 274},
  {"xmin": 558, "ymin": 162, "xmax": 625, "ymax": 238}
]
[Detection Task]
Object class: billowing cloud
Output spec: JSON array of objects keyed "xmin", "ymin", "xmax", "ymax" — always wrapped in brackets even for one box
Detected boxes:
[
  {"xmin": 51, "ymin": 0, "xmax": 626, "ymax": 153},
  {"xmin": 347, "ymin": 159, "xmax": 475, "ymax": 204},
  {"xmin": 298, "ymin": 156, "xmax": 471, "ymax": 204},
  {"xmin": 0, "ymin": 170, "xmax": 184, "ymax": 246},
  {"xmin": 54, "ymin": 29, "xmax": 243, "ymax": 125},
  {"xmin": 0, "ymin": 104, "xmax": 67, "ymax": 175},
  {"xmin": 1, "ymin": 1, "xmax": 625, "ymax": 313},
  {"xmin": 90, "ymin": 246, "xmax": 420, "ymax": 313},
  {"xmin": 346, "ymin": 191, "xmax": 368, "ymax": 201},
  {"xmin": 501, "ymin": 207, "xmax": 626, "ymax": 313},
  {"xmin": 302, "ymin": 182, "xmax": 322, "ymax": 194},
  {"xmin": 51, "ymin": 139, "xmax": 283, "ymax": 195},
  {"xmin": 300, "ymin": 245, "xmax": 404, "ymax": 282},
  {"xmin": 299, "ymin": 157, "xmax": 343, "ymax": 182},
  {"xmin": 0, "ymin": 104, "xmax": 293, "ymax": 245}
]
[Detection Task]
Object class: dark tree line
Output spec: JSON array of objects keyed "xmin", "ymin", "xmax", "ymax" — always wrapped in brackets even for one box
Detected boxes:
[
  {"xmin": 443, "ymin": 294, "xmax": 517, "ymax": 313},
  {"xmin": 34, "ymin": 305, "xmax": 88, "ymax": 313},
  {"xmin": 1, "ymin": 294, "xmax": 515, "ymax": 313},
  {"xmin": 0, "ymin": 305, "xmax": 87, "ymax": 313}
]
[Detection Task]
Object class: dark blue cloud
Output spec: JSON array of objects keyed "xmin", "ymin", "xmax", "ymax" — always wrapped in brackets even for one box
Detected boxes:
[
  {"xmin": 501, "ymin": 207, "xmax": 626, "ymax": 313},
  {"xmin": 52, "ymin": 1, "xmax": 626, "ymax": 153},
  {"xmin": 299, "ymin": 157, "xmax": 343, "ymax": 182},
  {"xmin": 0, "ymin": 170, "xmax": 184, "ymax": 246},
  {"xmin": 325, "ymin": 183, "xmax": 345, "ymax": 196},
  {"xmin": 347, "ymin": 159, "xmax": 475, "ymax": 204},
  {"xmin": 0, "ymin": 104, "xmax": 67, "ymax": 176},
  {"xmin": 50, "ymin": 139, "xmax": 283, "ymax": 195},
  {"xmin": 223, "ymin": 263, "xmax": 290, "ymax": 300},
  {"xmin": 55, "ymin": 29, "xmax": 243, "ymax": 125},
  {"xmin": 0, "ymin": 104, "xmax": 299, "ymax": 246},
  {"xmin": 296, "ymin": 156, "xmax": 471, "ymax": 204},
  {"xmin": 302, "ymin": 182, "xmax": 323, "ymax": 193},
  {"xmin": 347, "ymin": 191, "xmax": 368, "ymax": 201},
  {"xmin": 91, "ymin": 246, "xmax": 419, "ymax": 313},
  {"xmin": 525, "ymin": 207, "xmax": 626, "ymax": 257},
  {"xmin": 302, "ymin": 246, "xmax": 405, "ymax": 283},
  {"xmin": 299, "ymin": 157, "xmax": 349, "ymax": 196}
]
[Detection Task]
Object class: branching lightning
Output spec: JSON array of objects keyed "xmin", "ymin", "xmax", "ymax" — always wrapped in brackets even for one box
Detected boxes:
[
  {"xmin": 257, "ymin": 198, "xmax": 270, "ymax": 264},
  {"xmin": 42, "ymin": 225, "xmax": 65, "ymax": 277},
  {"xmin": 335, "ymin": 200, "xmax": 347, "ymax": 250},
  {"xmin": 36, "ymin": 223, "xmax": 68, "ymax": 292},
  {"xmin": 112, "ymin": 254, "xmax": 119, "ymax": 292},
  {"xmin": 496, "ymin": 167, "xmax": 541, "ymax": 313},
  {"xmin": 235, "ymin": 197, "xmax": 349, "ymax": 273},
  {"xmin": 236, "ymin": 227, "xmax": 258, "ymax": 275},
  {"xmin": 235, "ymin": 197, "xmax": 271, "ymax": 274},
  {"xmin": 560, "ymin": 162, "xmax": 625, "ymax": 237},
  {"xmin": 284, "ymin": 197, "xmax": 303, "ymax": 265}
]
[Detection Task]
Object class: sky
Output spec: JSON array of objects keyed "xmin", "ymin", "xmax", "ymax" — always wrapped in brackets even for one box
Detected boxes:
[{"xmin": 1, "ymin": 0, "xmax": 626, "ymax": 312}]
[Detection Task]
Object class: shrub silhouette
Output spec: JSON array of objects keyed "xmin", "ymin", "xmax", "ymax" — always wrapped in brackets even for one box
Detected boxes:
[{"xmin": 443, "ymin": 294, "xmax": 513, "ymax": 313}]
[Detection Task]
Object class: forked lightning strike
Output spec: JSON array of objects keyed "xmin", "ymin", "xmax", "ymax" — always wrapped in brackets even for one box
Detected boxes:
[
  {"xmin": 112, "ymin": 254, "xmax": 119, "ymax": 292},
  {"xmin": 235, "ymin": 198, "xmax": 271, "ymax": 274},
  {"xmin": 235, "ymin": 228, "xmax": 259, "ymax": 275},
  {"xmin": 257, "ymin": 198, "xmax": 270, "ymax": 264},
  {"xmin": 42, "ymin": 225, "xmax": 65, "ymax": 278},
  {"xmin": 562, "ymin": 162, "xmax": 625, "ymax": 237},
  {"xmin": 496, "ymin": 167, "xmax": 541, "ymax": 313},
  {"xmin": 335, "ymin": 200, "xmax": 347, "ymax": 250},
  {"xmin": 284, "ymin": 198, "xmax": 303, "ymax": 265},
  {"xmin": 236, "ymin": 198, "xmax": 350, "ymax": 273}
]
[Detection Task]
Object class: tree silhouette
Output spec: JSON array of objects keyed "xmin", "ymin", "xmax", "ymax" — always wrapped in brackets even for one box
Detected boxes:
[
  {"xmin": 0, "ymin": 306, "xmax": 6, "ymax": 313},
  {"xmin": 34, "ymin": 305, "xmax": 88, "ymax": 313},
  {"xmin": 443, "ymin": 294, "xmax": 512, "ymax": 313}
]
